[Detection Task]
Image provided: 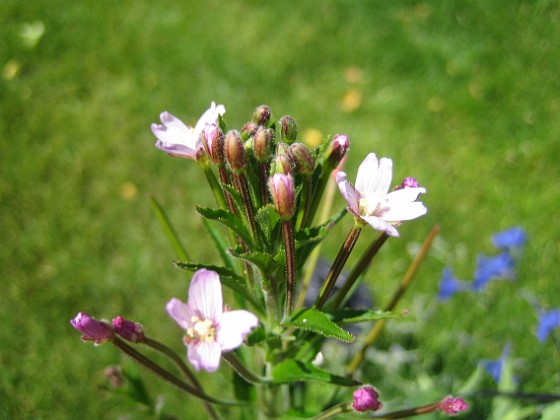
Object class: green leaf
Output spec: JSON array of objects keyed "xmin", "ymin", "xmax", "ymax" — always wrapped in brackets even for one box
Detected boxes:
[
  {"xmin": 196, "ymin": 206, "xmax": 253, "ymax": 246},
  {"xmin": 271, "ymin": 359, "xmax": 360, "ymax": 386},
  {"xmin": 255, "ymin": 204, "xmax": 280, "ymax": 241},
  {"xmin": 245, "ymin": 324, "xmax": 266, "ymax": 346},
  {"xmin": 328, "ymin": 309, "xmax": 404, "ymax": 324},
  {"xmin": 284, "ymin": 308, "xmax": 354, "ymax": 343},
  {"xmin": 295, "ymin": 208, "xmax": 347, "ymax": 262},
  {"xmin": 229, "ymin": 248, "xmax": 278, "ymax": 274},
  {"xmin": 173, "ymin": 261, "xmax": 263, "ymax": 313},
  {"xmin": 148, "ymin": 194, "xmax": 189, "ymax": 261}
]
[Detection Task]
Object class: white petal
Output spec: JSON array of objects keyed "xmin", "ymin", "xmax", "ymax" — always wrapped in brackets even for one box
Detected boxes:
[
  {"xmin": 153, "ymin": 112, "xmax": 193, "ymax": 147},
  {"xmin": 188, "ymin": 341, "xmax": 222, "ymax": 372},
  {"xmin": 193, "ymin": 102, "xmax": 226, "ymax": 135},
  {"xmin": 355, "ymin": 153, "xmax": 379, "ymax": 194},
  {"xmin": 187, "ymin": 269, "xmax": 223, "ymax": 322},
  {"xmin": 361, "ymin": 216, "xmax": 400, "ymax": 237},
  {"xmin": 166, "ymin": 298, "xmax": 195, "ymax": 331},
  {"xmin": 217, "ymin": 310, "xmax": 259, "ymax": 351},
  {"xmin": 336, "ymin": 171, "xmax": 360, "ymax": 213},
  {"xmin": 382, "ymin": 201, "xmax": 427, "ymax": 222},
  {"xmin": 387, "ymin": 187, "xmax": 426, "ymax": 203}
]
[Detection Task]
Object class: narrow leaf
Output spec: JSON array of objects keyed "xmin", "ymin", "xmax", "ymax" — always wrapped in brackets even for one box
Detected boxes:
[
  {"xmin": 202, "ymin": 218, "xmax": 237, "ymax": 273},
  {"xmin": 328, "ymin": 309, "xmax": 404, "ymax": 324},
  {"xmin": 148, "ymin": 194, "xmax": 189, "ymax": 261},
  {"xmin": 196, "ymin": 206, "xmax": 253, "ymax": 246},
  {"xmin": 284, "ymin": 308, "xmax": 354, "ymax": 343},
  {"xmin": 271, "ymin": 359, "xmax": 360, "ymax": 386},
  {"xmin": 255, "ymin": 204, "xmax": 280, "ymax": 241}
]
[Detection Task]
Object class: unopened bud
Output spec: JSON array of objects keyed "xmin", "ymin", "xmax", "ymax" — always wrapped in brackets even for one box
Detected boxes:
[
  {"xmin": 112, "ymin": 316, "xmax": 146, "ymax": 343},
  {"xmin": 352, "ymin": 386, "xmax": 382, "ymax": 412},
  {"xmin": 252, "ymin": 105, "xmax": 272, "ymax": 126},
  {"xmin": 401, "ymin": 177, "xmax": 419, "ymax": 189},
  {"xmin": 279, "ymin": 115, "xmax": 298, "ymax": 144},
  {"xmin": 240, "ymin": 121, "xmax": 258, "ymax": 141},
  {"xmin": 225, "ymin": 130, "xmax": 246, "ymax": 172},
  {"xmin": 70, "ymin": 312, "xmax": 114, "ymax": 345},
  {"xmin": 254, "ymin": 126, "xmax": 271, "ymax": 162},
  {"xmin": 202, "ymin": 124, "xmax": 225, "ymax": 166},
  {"xmin": 271, "ymin": 143, "xmax": 294, "ymax": 175},
  {"xmin": 269, "ymin": 173, "xmax": 296, "ymax": 219},
  {"xmin": 323, "ymin": 134, "xmax": 350, "ymax": 171},
  {"xmin": 289, "ymin": 142, "xmax": 314, "ymax": 175},
  {"xmin": 437, "ymin": 396, "xmax": 468, "ymax": 416}
]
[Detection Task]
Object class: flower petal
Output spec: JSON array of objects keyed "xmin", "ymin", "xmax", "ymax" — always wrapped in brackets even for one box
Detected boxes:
[
  {"xmin": 355, "ymin": 154, "xmax": 393, "ymax": 196},
  {"xmin": 166, "ymin": 298, "xmax": 195, "ymax": 331},
  {"xmin": 336, "ymin": 171, "xmax": 360, "ymax": 214},
  {"xmin": 217, "ymin": 310, "xmax": 259, "ymax": 351},
  {"xmin": 361, "ymin": 215, "xmax": 399, "ymax": 237},
  {"xmin": 381, "ymin": 201, "xmax": 427, "ymax": 222},
  {"xmin": 193, "ymin": 102, "xmax": 226, "ymax": 135},
  {"xmin": 187, "ymin": 269, "xmax": 223, "ymax": 322},
  {"xmin": 187, "ymin": 340, "xmax": 222, "ymax": 372}
]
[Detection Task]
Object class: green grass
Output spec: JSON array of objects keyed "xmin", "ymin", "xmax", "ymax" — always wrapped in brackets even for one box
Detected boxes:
[{"xmin": 2, "ymin": 0, "xmax": 560, "ymax": 418}]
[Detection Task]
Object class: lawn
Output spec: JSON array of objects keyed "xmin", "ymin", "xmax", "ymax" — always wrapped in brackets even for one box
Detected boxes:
[{"xmin": 1, "ymin": 0, "xmax": 560, "ymax": 418}]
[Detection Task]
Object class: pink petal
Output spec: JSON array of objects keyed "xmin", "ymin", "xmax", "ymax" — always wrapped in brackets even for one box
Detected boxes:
[
  {"xmin": 187, "ymin": 341, "xmax": 222, "ymax": 372},
  {"xmin": 336, "ymin": 171, "xmax": 360, "ymax": 214},
  {"xmin": 166, "ymin": 298, "xmax": 195, "ymax": 331},
  {"xmin": 187, "ymin": 269, "xmax": 223, "ymax": 322},
  {"xmin": 217, "ymin": 310, "xmax": 259, "ymax": 351}
]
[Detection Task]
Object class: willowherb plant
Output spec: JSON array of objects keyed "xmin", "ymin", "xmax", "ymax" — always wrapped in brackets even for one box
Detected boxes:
[{"xmin": 71, "ymin": 103, "xmax": 467, "ymax": 419}]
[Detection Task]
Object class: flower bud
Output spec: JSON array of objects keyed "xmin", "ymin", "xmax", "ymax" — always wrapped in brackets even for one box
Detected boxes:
[
  {"xmin": 71, "ymin": 312, "xmax": 114, "ymax": 345},
  {"xmin": 104, "ymin": 365, "xmax": 125, "ymax": 388},
  {"xmin": 252, "ymin": 104, "xmax": 272, "ymax": 126},
  {"xmin": 352, "ymin": 386, "xmax": 382, "ymax": 412},
  {"xmin": 437, "ymin": 396, "xmax": 468, "ymax": 415},
  {"xmin": 240, "ymin": 121, "xmax": 258, "ymax": 141},
  {"xmin": 253, "ymin": 126, "xmax": 272, "ymax": 162},
  {"xmin": 271, "ymin": 143, "xmax": 294, "ymax": 175},
  {"xmin": 224, "ymin": 130, "xmax": 246, "ymax": 172},
  {"xmin": 278, "ymin": 115, "xmax": 298, "ymax": 144},
  {"xmin": 202, "ymin": 124, "xmax": 225, "ymax": 166},
  {"xmin": 395, "ymin": 177, "xmax": 419, "ymax": 190},
  {"xmin": 323, "ymin": 134, "xmax": 350, "ymax": 171},
  {"xmin": 269, "ymin": 173, "xmax": 296, "ymax": 219},
  {"xmin": 289, "ymin": 142, "xmax": 314, "ymax": 175},
  {"xmin": 112, "ymin": 316, "xmax": 146, "ymax": 343}
]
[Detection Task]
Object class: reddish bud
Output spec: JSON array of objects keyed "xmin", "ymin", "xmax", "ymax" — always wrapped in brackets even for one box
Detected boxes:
[
  {"xmin": 269, "ymin": 173, "xmax": 296, "ymax": 219},
  {"xmin": 289, "ymin": 142, "xmax": 314, "ymax": 175},
  {"xmin": 71, "ymin": 312, "xmax": 114, "ymax": 345},
  {"xmin": 279, "ymin": 115, "xmax": 298, "ymax": 144},
  {"xmin": 352, "ymin": 386, "xmax": 382, "ymax": 412},
  {"xmin": 202, "ymin": 124, "xmax": 225, "ymax": 166},
  {"xmin": 112, "ymin": 316, "xmax": 146, "ymax": 343},
  {"xmin": 437, "ymin": 396, "xmax": 468, "ymax": 416},
  {"xmin": 225, "ymin": 130, "xmax": 246, "ymax": 172},
  {"xmin": 252, "ymin": 105, "xmax": 272, "ymax": 126}
]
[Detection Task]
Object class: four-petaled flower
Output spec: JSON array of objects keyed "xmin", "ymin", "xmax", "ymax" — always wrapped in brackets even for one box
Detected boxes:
[
  {"xmin": 167, "ymin": 269, "xmax": 259, "ymax": 372},
  {"xmin": 336, "ymin": 153, "xmax": 427, "ymax": 236},
  {"xmin": 151, "ymin": 102, "xmax": 226, "ymax": 160}
]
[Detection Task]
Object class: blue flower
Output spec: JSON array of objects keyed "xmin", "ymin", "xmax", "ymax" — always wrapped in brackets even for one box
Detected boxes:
[
  {"xmin": 437, "ymin": 267, "xmax": 469, "ymax": 301},
  {"xmin": 480, "ymin": 344, "xmax": 510, "ymax": 383},
  {"xmin": 492, "ymin": 227, "xmax": 527, "ymax": 250},
  {"xmin": 537, "ymin": 309, "xmax": 560, "ymax": 342},
  {"xmin": 472, "ymin": 252, "xmax": 515, "ymax": 291}
]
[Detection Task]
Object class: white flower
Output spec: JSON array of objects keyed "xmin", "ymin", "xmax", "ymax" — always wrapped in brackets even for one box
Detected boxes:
[
  {"xmin": 151, "ymin": 102, "xmax": 226, "ymax": 160},
  {"xmin": 166, "ymin": 269, "xmax": 258, "ymax": 372},
  {"xmin": 336, "ymin": 153, "xmax": 427, "ymax": 236}
]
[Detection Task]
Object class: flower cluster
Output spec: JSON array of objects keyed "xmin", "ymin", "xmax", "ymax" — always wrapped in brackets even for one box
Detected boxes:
[{"xmin": 70, "ymin": 103, "xmax": 473, "ymax": 419}]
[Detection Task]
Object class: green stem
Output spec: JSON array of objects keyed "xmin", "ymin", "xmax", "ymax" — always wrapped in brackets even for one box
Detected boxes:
[
  {"xmin": 295, "ymin": 175, "xmax": 312, "ymax": 230},
  {"xmin": 282, "ymin": 220, "xmax": 296, "ymax": 318},
  {"xmin": 311, "ymin": 402, "xmax": 353, "ymax": 420},
  {"xmin": 330, "ymin": 232, "xmax": 389, "ymax": 309},
  {"xmin": 201, "ymin": 163, "xmax": 227, "ymax": 210},
  {"xmin": 345, "ymin": 225, "xmax": 440, "ymax": 376},
  {"xmin": 148, "ymin": 194, "xmax": 190, "ymax": 261},
  {"xmin": 222, "ymin": 352, "xmax": 270, "ymax": 384},
  {"xmin": 111, "ymin": 337, "xmax": 238, "ymax": 406},
  {"xmin": 315, "ymin": 222, "xmax": 363, "ymax": 309},
  {"xmin": 258, "ymin": 162, "xmax": 269, "ymax": 208}
]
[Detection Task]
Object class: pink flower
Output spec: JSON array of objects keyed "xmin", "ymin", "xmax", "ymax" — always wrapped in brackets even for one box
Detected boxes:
[
  {"xmin": 166, "ymin": 269, "xmax": 258, "ymax": 372},
  {"xmin": 352, "ymin": 386, "xmax": 382, "ymax": 412},
  {"xmin": 437, "ymin": 396, "xmax": 468, "ymax": 416},
  {"xmin": 336, "ymin": 153, "xmax": 426, "ymax": 237},
  {"xmin": 151, "ymin": 102, "xmax": 226, "ymax": 159},
  {"xmin": 71, "ymin": 312, "xmax": 114, "ymax": 345}
]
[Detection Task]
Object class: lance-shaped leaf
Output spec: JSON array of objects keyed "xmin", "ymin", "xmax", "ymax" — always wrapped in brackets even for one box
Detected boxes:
[
  {"xmin": 327, "ymin": 309, "xmax": 404, "ymax": 325},
  {"xmin": 201, "ymin": 218, "xmax": 237, "ymax": 274},
  {"xmin": 271, "ymin": 359, "xmax": 360, "ymax": 386},
  {"xmin": 229, "ymin": 248, "xmax": 278, "ymax": 276},
  {"xmin": 173, "ymin": 261, "xmax": 263, "ymax": 313},
  {"xmin": 284, "ymin": 308, "xmax": 354, "ymax": 343},
  {"xmin": 196, "ymin": 206, "xmax": 253, "ymax": 246}
]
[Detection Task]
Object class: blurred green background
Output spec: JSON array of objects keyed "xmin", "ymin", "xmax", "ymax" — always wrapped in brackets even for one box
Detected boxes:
[{"xmin": 2, "ymin": 0, "xmax": 560, "ymax": 418}]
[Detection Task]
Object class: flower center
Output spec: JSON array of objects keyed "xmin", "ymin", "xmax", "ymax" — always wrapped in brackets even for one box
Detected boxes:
[
  {"xmin": 186, "ymin": 316, "xmax": 216, "ymax": 343},
  {"xmin": 359, "ymin": 192, "xmax": 388, "ymax": 216}
]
